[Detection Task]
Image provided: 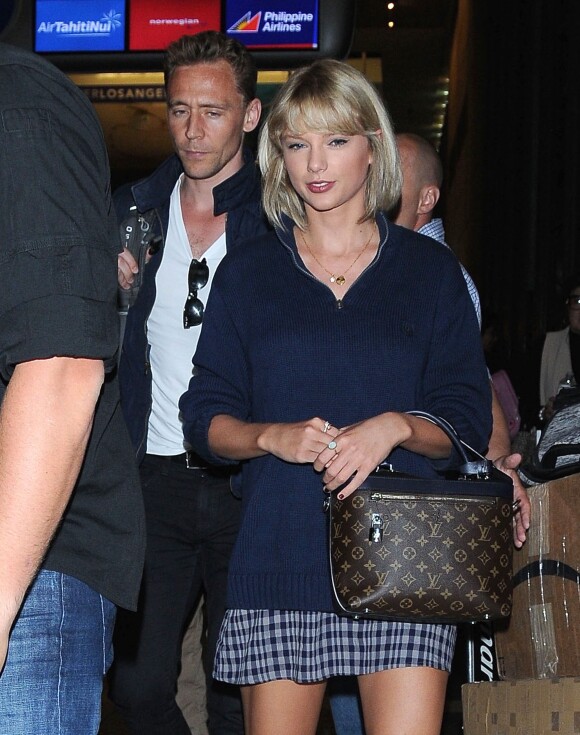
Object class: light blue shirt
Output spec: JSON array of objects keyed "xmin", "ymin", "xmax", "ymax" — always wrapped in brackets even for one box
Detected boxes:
[{"xmin": 419, "ymin": 218, "xmax": 482, "ymax": 328}]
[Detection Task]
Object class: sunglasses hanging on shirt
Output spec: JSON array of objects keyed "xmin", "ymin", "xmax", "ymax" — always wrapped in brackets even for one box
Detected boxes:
[{"xmin": 183, "ymin": 257, "xmax": 209, "ymax": 329}]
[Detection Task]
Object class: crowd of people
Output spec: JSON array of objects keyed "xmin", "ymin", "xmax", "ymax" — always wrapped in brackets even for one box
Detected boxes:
[{"xmin": 1, "ymin": 31, "xmax": 536, "ymax": 735}]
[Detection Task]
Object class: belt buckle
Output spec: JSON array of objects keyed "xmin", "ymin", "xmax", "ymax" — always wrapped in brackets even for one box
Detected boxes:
[{"xmin": 185, "ymin": 451, "xmax": 203, "ymax": 470}]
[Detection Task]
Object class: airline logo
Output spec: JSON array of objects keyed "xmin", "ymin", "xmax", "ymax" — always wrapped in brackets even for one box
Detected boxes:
[
  {"xmin": 228, "ymin": 8, "xmax": 314, "ymax": 35},
  {"xmin": 228, "ymin": 11, "xmax": 261, "ymax": 33},
  {"xmin": 35, "ymin": 1, "xmax": 126, "ymax": 51},
  {"xmin": 37, "ymin": 8, "xmax": 122, "ymax": 37},
  {"xmin": 129, "ymin": 0, "xmax": 220, "ymax": 52},
  {"xmin": 226, "ymin": 2, "xmax": 318, "ymax": 49}
]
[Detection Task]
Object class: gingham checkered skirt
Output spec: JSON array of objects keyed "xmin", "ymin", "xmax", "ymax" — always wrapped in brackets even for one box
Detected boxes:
[{"xmin": 213, "ymin": 609, "xmax": 457, "ymax": 684}]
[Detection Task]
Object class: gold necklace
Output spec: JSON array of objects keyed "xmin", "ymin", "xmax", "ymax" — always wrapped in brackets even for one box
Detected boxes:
[{"xmin": 299, "ymin": 224, "xmax": 376, "ymax": 286}]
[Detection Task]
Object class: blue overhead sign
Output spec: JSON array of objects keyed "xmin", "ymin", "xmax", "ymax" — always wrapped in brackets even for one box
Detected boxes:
[
  {"xmin": 225, "ymin": 0, "xmax": 318, "ymax": 49},
  {"xmin": 35, "ymin": 0, "xmax": 127, "ymax": 52}
]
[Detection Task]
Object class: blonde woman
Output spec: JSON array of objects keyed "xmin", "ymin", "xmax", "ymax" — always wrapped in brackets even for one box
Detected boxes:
[{"xmin": 180, "ymin": 60, "xmax": 491, "ymax": 735}]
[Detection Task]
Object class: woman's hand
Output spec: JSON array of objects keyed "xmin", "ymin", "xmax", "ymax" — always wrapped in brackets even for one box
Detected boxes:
[
  {"xmin": 313, "ymin": 412, "xmax": 453, "ymax": 498},
  {"xmin": 258, "ymin": 418, "xmax": 339, "ymax": 464},
  {"xmin": 313, "ymin": 413, "xmax": 413, "ymax": 497}
]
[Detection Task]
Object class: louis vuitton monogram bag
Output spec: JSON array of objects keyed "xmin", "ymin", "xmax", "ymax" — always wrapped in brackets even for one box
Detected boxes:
[{"xmin": 326, "ymin": 412, "xmax": 514, "ymax": 624}]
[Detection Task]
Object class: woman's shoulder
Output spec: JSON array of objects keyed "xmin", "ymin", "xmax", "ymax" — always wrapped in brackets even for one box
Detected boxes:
[
  {"xmin": 216, "ymin": 229, "xmax": 281, "ymax": 282},
  {"xmin": 543, "ymin": 327, "xmax": 569, "ymax": 349},
  {"xmin": 382, "ymin": 217, "xmax": 464, "ymax": 286},
  {"xmin": 388, "ymin": 220, "xmax": 453, "ymax": 255}
]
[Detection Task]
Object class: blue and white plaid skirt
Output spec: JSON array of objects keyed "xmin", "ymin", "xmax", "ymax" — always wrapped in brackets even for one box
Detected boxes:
[{"xmin": 214, "ymin": 609, "xmax": 457, "ymax": 685}]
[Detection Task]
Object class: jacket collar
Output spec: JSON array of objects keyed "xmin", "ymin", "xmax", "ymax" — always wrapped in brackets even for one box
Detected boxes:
[
  {"xmin": 212, "ymin": 149, "xmax": 261, "ymax": 216},
  {"xmin": 131, "ymin": 148, "xmax": 260, "ymax": 215}
]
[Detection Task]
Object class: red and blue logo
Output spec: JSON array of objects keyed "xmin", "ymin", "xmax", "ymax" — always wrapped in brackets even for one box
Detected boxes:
[
  {"xmin": 228, "ymin": 10, "xmax": 261, "ymax": 33},
  {"xmin": 225, "ymin": 2, "xmax": 318, "ymax": 49}
]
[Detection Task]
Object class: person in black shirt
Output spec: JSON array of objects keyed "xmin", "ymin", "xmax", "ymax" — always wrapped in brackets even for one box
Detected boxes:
[{"xmin": 0, "ymin": 43, "xmax": 145, "ymax": 734}]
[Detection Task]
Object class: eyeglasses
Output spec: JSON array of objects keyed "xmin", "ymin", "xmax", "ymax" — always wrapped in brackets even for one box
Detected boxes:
[
  {"xmin": 566, "ymin": 295, "xmax": 580, "ymax": 310},
  {"xmin": 183, "ymin": 258, "xmax": 209, "ymax": 328}
]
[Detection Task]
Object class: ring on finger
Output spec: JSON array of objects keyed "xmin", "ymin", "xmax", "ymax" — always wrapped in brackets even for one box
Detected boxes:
[
  {"xmin": 327, "ymin": 440, "xmax": 338, "ymax": 451},
  {"xmin": 322, "ymin": 420, "xmax": 331, "ymax": 433}
]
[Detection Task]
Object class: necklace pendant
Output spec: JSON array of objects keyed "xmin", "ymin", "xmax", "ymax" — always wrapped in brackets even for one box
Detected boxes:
[
  {"xmin": 335, "ymin": 275, "xmax": 346, "ymax": 286},
  {"xmin": 330, "ymin": 275, "xmax": 336, "ymax": 283}
]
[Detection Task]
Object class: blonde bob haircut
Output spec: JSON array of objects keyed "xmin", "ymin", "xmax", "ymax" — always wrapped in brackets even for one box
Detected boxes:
[{"xmin": 258, "ymin": 59, "xmax": 402, "ymax": 231}]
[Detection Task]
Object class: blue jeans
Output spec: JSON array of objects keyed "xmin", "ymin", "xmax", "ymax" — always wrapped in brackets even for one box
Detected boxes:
[
  {"xmin": 328, "ymin": 677, "xmax": 365, "ymax": 735},
  {"xmin": 0, "ymin": 570, "xmax": 116, "ymax": 735}
]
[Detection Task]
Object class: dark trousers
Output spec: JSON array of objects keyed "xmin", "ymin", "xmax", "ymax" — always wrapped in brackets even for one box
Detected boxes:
[{"xmin": 108, "ymin": 454, "xmax": 243, "ymax": 735}]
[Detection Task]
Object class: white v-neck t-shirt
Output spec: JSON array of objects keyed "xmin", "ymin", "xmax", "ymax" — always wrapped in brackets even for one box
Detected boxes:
[{"xmin": 146, "ymin": 176, "xmax": 227, "ymax": 455}]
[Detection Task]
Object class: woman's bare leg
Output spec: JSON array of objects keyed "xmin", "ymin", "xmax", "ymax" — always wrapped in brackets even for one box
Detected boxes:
[
  {"xmin": 241, "ymin": 680, "xmax": 327, "ymax": 735},
  {"xmin": 358, "ymin": 667, "xmax": 448, "ymax": 735}
]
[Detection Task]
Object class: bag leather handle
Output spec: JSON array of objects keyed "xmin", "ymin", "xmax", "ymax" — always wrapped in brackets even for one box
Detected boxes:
[{"xmin": 406, "ymin": 410, "xmax": 494, "ymax": 478}]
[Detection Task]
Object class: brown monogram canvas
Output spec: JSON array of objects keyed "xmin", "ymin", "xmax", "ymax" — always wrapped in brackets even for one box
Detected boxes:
[{"xmin": 329, "ymin": 488, "xmax": 513, "ymax": 623}]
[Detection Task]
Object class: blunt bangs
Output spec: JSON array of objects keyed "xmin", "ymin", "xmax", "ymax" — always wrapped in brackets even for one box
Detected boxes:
[
  {"xmin": 269, "ymin": 64, "xmax": 379, "ymax": 144},
  {"xmin": 282, "ymin": 97, "xmax": 366, "ymax": 140}
]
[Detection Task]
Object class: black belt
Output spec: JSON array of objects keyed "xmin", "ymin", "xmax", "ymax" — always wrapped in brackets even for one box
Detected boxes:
[{"xmin": 153, "ymin": 451, "xmax": 232, "ymax": 476}]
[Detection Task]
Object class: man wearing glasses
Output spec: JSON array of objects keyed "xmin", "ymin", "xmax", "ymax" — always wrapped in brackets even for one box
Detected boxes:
[{"xmin": 110, "ymin": 31, "xmax": 266, "ymax": 735}]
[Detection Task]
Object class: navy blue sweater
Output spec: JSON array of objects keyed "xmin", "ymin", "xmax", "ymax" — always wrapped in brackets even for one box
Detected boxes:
[{"xmin": 179, "ymin": 212, "xmax": 492, "ymax": 612}]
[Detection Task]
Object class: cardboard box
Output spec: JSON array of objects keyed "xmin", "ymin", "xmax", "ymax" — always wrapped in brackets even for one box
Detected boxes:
[
  {"xmin": 494, "ymin": 475, "xmax": 580, "ymax": 679},
  {"xmin": 462, "ymin": 678, "xmax": 580, "ymax": 735}
]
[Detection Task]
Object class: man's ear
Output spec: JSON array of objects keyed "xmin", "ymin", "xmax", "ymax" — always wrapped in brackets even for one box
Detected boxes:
[
  {"xmin": 417, "ymin": 185, "xmax": 440, "ymax": 215},
  {"xmin": 243, "ymin": 98, "xmax": 262, "ymax": 133}
]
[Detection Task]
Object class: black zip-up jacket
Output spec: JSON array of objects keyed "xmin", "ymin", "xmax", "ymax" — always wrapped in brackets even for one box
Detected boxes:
[{"xmin": 116, "ymin": 150, "xmax": 269, "ymax": 462}]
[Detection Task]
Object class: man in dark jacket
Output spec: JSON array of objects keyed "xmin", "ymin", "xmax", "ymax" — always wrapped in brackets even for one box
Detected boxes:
[{"xmin": 108, "ymin": 31, "xmax": 267, "ymax": 735}]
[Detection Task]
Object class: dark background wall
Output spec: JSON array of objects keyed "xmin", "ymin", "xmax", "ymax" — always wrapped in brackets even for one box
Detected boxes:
[{"xmin": 442, "ymin": 0, "xmax": 580, "ymax": 424}]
